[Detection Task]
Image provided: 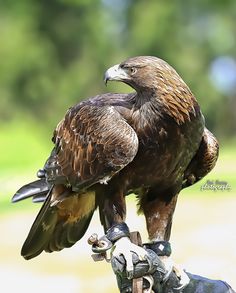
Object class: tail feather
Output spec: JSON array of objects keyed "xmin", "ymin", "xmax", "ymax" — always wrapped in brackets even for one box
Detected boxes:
[
  {"xmin": 12, "ymin": 179, "xmax": 49, "ymax": 203},
  {"xmin": 14, "ymin": 179, "xmax": 96, "ymax": 259},
  {"xmin": 21, "ymin": 187, "xmax": 58, "ymax": 260},
  {"xmin": 45, "ymin": 211, "xmax": 94, "ymax": 252},
  {"xmin": 32, "ymin": 193, "xmax": 48, "ymax": 203},
  {"xmin": 44, "ymin": 191, "xmax": 96, "ymax": 252}
]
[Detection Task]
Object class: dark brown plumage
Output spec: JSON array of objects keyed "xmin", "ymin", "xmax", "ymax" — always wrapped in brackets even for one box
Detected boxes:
[{"xmin": 12, "ymin": 56, "xmax": 219, "ymax": 260}]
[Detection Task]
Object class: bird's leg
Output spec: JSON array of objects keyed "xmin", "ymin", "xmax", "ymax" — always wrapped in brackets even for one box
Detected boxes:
[
  {"xmin": 97, "ymin": 189, "xmax": 148, "ymax": 279},
  {"xmin": 141, "ymin": 191, "xmax": 178, "ymax": 242},
  {"xmin": 141, "ymin": 192, "xmax": 190, "ymax": 289},
  {"xmin": 102, "ymin": 188, "xmax": 127, "ymax": 230},
  {"xmin": 142, "ymin": 192, "xmax": 177, "ymax": 280}
]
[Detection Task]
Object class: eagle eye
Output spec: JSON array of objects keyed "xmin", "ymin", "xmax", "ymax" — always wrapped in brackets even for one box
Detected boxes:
[{"xmin": 129, "ymin": 67, "xmax": 137, "ymax": 75}]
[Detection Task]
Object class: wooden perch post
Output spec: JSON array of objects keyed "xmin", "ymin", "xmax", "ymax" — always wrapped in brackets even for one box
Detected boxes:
[{"xmin": 130, "ymin": 231, "xmax": 144, "ymax": 293}]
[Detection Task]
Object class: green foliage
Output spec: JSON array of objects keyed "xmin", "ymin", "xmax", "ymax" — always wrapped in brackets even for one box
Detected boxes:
[
  {"xmin": 0, "ymin": 119, "xmax": 52, "ymax": 173},
  {"xmin": 0, "ymin": 0, "xmax": 236, "ymax": 139},
  {"xmin": 0, "ymin": 1, "xmax": 235, "ymax": 212}
]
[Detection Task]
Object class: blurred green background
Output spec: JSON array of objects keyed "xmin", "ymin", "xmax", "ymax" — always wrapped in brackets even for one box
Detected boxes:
[{"xmin": 0, "ymin": 0, "xmax": 235, "ymax": 292}]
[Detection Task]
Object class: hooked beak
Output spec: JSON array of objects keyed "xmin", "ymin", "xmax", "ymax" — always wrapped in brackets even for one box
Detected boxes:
[{"xmin": 104, "ymin": 64, "xmax": 130, "ymax": 85}]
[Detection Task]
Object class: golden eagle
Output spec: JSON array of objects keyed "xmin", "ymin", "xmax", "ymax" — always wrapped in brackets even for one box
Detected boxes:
[{"xmin": 13, "ymin": 56, "xmax": 218, "ymax": 269}]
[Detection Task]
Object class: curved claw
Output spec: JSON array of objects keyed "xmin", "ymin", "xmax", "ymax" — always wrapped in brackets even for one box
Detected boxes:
[
  {"xmin": 173, "ymin": 265, "xmax": 190, "ymax": 290},
  {"xmin": 112, "ymin": 237, "xmax": 148, "ymax": 279},
  {"xmin": 160, "ymin": 256, "xmax": 174, "ymax": 282},
  {"xmin": 143, "ymin": 275, "xmax": 154, "ymax": 293},
  {"xmin": 160, "ymin": 257, "xmax": 190, "ymax": 290}
]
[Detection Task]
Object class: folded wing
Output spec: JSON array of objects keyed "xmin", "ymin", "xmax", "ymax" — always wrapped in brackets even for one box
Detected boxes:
[{"xmin": 14, "ymin": 101, "xmax": 139, "ymax": 259}]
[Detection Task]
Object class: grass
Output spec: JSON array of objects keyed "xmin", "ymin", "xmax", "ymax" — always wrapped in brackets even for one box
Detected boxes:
[{"xmin": 1, "ymin": 120, "xmax": 235, "ymax": 214}]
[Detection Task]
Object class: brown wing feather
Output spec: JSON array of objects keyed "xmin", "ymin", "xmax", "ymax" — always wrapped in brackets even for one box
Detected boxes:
[
  {"xmin": 45, "ymin": 104, "xmax": 139, "ymax": 251},
  {"xmin": 21, "ymin": 100, "xmax": 139, "ymax": 258},
  {"xmin": 52, "ymin": 104, "xmax": 139, "ymax": 190},
  {"xmin": 182, "ymin": 127, "xmax": 219, "ymax": 188}
]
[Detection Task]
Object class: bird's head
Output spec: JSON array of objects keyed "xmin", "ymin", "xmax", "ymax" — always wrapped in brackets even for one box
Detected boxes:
[
  {"xmin": 104, "ymin": 56, "xmax": 180, "ymax": 93},
  {"xmin": 104, "ymin": 56, "xmax": 199, "ymax": 123}
]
